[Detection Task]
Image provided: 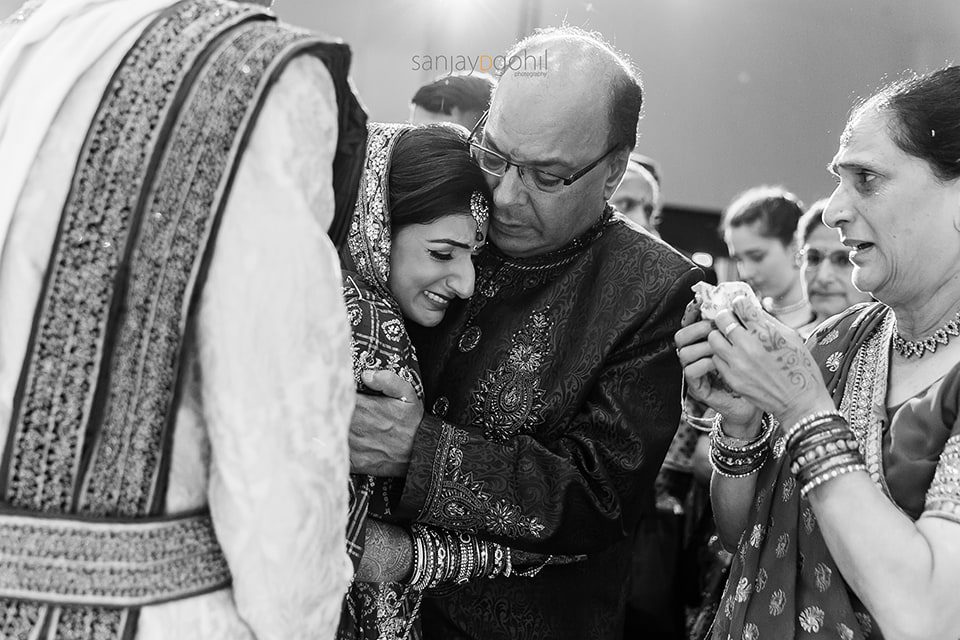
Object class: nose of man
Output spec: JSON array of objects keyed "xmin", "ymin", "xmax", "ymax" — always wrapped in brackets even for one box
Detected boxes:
[{"xmin": 492, "ymin": 164, "xmax": 526, "ymax": 212}]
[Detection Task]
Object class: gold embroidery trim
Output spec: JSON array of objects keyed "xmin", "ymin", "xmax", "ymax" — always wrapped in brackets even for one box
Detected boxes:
[
  {"xmin": 838, "ymin": 311, "xmax": 897, "ymax": 501},
  {"xmin": 923, "ymin": 434, "xmax": 960, "ymax": 523},
  {"xmin": 2, "ymin": 0, "xmax": 266, "ymax": 514},
  {"xmin": 470, "ymin": 308, "xmax": 551, "ymax": 443},
  {"xmin": 0, "ymin": 511, "xmax": 229, "ymax": 606},
  {"xmin": 420, "ymin": 424, "xmax": 545, "ymax": 539}
]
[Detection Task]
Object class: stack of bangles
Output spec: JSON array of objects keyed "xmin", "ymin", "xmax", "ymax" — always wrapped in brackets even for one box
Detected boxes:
[
  {"xmin": 709, "ymin": 413, "xmax": 777, "ymax": 477},
  {"xmin": 785, "ymin": 409, "xmax": 866, "ymax": 499},
  {"xmin": 408, "ymin": 524, "xmax": 512, "ymax": 591}
]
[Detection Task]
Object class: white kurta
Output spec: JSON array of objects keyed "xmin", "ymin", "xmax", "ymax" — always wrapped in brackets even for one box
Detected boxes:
[{"xmin": 0, "ymin": 1, "xmax": 355, "ymax": 638}]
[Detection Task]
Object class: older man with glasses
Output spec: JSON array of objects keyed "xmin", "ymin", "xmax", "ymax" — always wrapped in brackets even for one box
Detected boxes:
[{"xmin": 350, "ymin": 26, "xmax": 702, "ymax": 639}]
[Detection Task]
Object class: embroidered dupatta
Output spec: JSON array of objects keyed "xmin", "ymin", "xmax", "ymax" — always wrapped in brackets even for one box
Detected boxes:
[{"xmin": 338, "ymin": 122, "xmax": 425, "ymax": 640}]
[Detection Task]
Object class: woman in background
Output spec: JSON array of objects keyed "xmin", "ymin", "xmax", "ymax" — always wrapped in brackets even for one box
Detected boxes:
[
  {"xmin": 721, "ymin": 186, "xmax": 818, "ymax": 338},
  {"xmin": 797, "ymin": 198, "xmax": 873, "ymax": 326}
]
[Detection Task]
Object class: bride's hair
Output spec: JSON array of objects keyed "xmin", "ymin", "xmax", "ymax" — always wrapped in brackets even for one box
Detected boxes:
[{"xmin": 388, "ymin": 124, "xmax": 491, "ymax": 232}]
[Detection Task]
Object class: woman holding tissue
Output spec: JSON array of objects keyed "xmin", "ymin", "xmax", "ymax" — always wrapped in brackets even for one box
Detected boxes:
[{"xmin": 676, "ymin": 66, "xmax": 960, "ymax": 639}]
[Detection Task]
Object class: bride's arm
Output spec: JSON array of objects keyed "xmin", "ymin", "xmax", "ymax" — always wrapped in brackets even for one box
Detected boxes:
[{"xmin": 355, "ymin": 520, "xmax": 413, "ymax": 583}]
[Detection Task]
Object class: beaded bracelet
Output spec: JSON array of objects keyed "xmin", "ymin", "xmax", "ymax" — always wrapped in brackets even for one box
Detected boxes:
[
  {"xmin": 411, "ymin": 525, "xmax": 523, "ymax": 590},
  {"xmin": 710, "ymin": 445, "xmax": 768, "ymax": 477},
  {"xmin": 800, "ymin": 459, "xmax": 867, "ymax": 498},
  {"xmin": 790, "ymin": 426, "xmax": 858, "ymax": 464},
  {"xmin": 408, "ymin": 525, "xmax": 433, "ymax": 591},
  {"xmin": 409, "ymin": 525, "xmax": 424, "ymax": 587},
  {"xmin": 494, "ymin": 545, "xmax": 509, "ymax": 578},
  {"xmin": 783, "ymin": 409, "xmax": 845, "ymax": 449},
  {"xmin": 784, "ymin": 410, "xmax": 867, "ymax": 498},
  {"xmin": 514, "ymin": 555, "xmax": 553, "ymax": 578},
  {"xmin": 456, "ymin": 533, "xmax": 473, "ymax": 584},
  {"xmin": 712, "ymin": 413, "xmax": 774, "ymax": 453},
  {"xmin": 709, "ymin": 413, "xmax": 775, "ymax": 477}
]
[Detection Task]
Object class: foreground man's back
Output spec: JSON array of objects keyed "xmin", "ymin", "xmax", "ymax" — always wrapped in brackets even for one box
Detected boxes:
[{"xmin": 0, "ymin": 1, "xmax": 365, "ymax": 637}]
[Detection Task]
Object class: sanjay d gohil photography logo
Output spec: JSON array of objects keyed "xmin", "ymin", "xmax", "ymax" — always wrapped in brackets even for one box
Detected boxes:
[{"xmin": 411, "ymin": 49, "xmax": 548, "ymax": 77}]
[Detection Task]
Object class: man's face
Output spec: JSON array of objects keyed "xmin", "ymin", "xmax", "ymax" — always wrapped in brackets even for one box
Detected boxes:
[
  {"xmin": 612, "ymin": 169, "xmax": 661, "ymax": 233},
  {"xmin": 480, "ymin": 72, "xmax": 620, "ymax": 258}
]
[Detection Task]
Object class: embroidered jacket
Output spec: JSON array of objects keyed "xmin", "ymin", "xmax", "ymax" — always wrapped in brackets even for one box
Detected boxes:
[{"xmin": 404, "ymin": 211, "xmax": 702, "ymax": 639}]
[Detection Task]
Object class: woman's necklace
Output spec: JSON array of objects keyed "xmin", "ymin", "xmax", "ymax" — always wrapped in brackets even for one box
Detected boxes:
[
  {"xmin": 766, "ymin": 296, "xmax": 808, "ymax": 316},
  {"xmin": 892, "ymin": 309, "xmax": 960, "ymax": 358}
]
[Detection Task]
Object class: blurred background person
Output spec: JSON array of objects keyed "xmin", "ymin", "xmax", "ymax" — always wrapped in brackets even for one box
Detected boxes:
[
  {"xmin": 612, "ymin": 155, "xmax": 663, "ymax": 237},
  {"xmin": 720, "ymin": 185, "xmax": 818, "ymax": 337},
  {"xmin": 629, "ymin": 151, "xmax": 661, "ymax": 185},
  {"xmin": 797, "ymin": 197, "xmax": 874, "ymax": 326},
  {"xmin": 409, "ymin": 71, "xmax": 495, "ymax": 129}
]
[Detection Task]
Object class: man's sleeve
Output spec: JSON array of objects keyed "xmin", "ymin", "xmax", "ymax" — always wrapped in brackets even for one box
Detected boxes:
[
  {"xmin": 399, "ymin": 267, "xmax": 701, "ymax": 555},
  {"xmin": 197, "ymin": 55, "xmax": 355, "ymax": 639}
]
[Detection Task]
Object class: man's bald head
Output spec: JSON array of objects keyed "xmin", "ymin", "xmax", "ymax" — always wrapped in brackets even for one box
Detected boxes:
[{"xmin": 498, "ymin": 27, "xmax": 642, "ymax": 152}]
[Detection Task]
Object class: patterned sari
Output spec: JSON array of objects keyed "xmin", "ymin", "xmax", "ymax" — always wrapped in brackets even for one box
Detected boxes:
[{"xmin": 713, "ymin": 302, "xmax": 960, "ymax": 639}]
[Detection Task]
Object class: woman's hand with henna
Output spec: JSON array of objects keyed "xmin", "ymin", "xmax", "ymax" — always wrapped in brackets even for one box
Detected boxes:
[
  {"xmin": 675, "ymin": 298, "xmax": 762, "ymax": 436},
  {"xmin": 708, "ymin": 295, "xmax": 834, "ymax": 426}
]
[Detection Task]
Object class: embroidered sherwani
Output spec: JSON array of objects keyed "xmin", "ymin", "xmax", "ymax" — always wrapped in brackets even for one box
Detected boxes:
[
  {"xmin": 402, "ymin": 211, "xmax": 702, "ymax": 639},
  {"xmin": 0, "ymin": 1, "xmax": 365, "ymax": 638}
]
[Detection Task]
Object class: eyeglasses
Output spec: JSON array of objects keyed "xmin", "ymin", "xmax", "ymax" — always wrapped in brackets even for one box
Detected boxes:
[
  {"xmin": 801, "ymin": 248, "xmax": 851, "ymax": 268},
  {"xmin": 468, "ymin": 111, "xmax": 618, "ymax": 194}
]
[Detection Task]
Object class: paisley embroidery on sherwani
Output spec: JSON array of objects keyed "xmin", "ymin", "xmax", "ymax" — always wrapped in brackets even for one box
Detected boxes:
[
  {"xmin": 470, "ymin": 308, "xmax": 552, "ymax": 443},
  {"xmin": 420, "ymin": 425, "xmax": 545, "ymax": 538}
]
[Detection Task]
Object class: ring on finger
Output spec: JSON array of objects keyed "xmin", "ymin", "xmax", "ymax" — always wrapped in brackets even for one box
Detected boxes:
[{"xmin": 720, "ymin": 322, "xmax": 738, "ymax": 338}]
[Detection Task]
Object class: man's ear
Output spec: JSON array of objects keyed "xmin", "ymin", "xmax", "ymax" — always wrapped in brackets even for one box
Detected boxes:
[{"xmin": 602, "ymin": 148, "xmax": 630, "ymax": 200}]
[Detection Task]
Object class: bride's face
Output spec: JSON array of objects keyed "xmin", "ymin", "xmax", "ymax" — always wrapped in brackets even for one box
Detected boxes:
[{"xmin": 387, "ymin": 213, "xmax": 486, "ymax": 327}]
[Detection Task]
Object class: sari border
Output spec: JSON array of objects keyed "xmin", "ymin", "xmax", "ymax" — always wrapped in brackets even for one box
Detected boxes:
[
  {"xmin": 839, "ymin": 309, "xmax": 898, "ymax": 502},
  {"xmin": 922, "ymin": 433, "xmax": 960, "ymax": 523}
]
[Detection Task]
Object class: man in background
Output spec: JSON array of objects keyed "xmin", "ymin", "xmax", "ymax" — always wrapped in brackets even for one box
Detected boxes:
[
  {"xmin": 612, "ymin": 154, "xmax": 663, "ymax": 237},
  {"xmin": 409, "ymin": 71, "xmax": 495, "ymax": 129}
]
